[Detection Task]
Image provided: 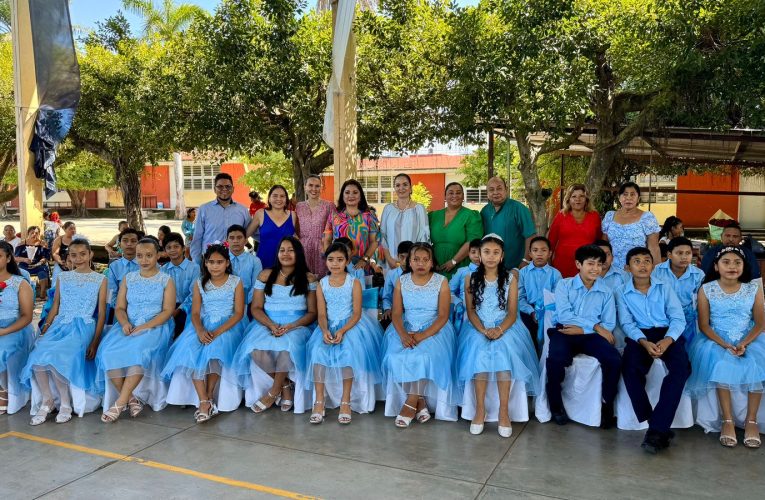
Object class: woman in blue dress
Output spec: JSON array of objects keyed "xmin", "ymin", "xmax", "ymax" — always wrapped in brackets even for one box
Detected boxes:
[
  {"xmin": 688, "ymin": 246, "xmax": 765, "ymax": 448},
  {"xmin": 0, "ymin": 241, "xmax": 35, "ymax": 415},
  {"xmin": 458, "ymin": 235, "xmax": 540, "ymax": 438},
  {"xmin": 96, "ymin": 238, "xmax": 176, "ymax": 423},
  {"xmin": 162, "ymin": 243, "xmax": 246, "ymax": 423},
  {"xmin": 246, "ymin": 185, "xmax": 297, "ymax": 269},
  {"xmin": 305, "ymin": 242, "xmax": 383, "ymax": 424},
  {"xmin": 22, "ymin": 238, "xmax": 108, "ymax": 425},
  {"xmin": 234, "ymin": 236, "xmax": 317, "ymax": 415},
  {"xmin": 382, "ymin": 242, "xmax": 457, "ymax": 427}
]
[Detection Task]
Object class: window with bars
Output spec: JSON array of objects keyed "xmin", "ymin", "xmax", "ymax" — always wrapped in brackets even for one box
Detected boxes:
[
  {"xmin": 465, "ymin": 188, "xmax": 488, "ymax": 203},
  {"xmin": 183, "ymin": 164, "xmax": 221, "ymax": 190}
]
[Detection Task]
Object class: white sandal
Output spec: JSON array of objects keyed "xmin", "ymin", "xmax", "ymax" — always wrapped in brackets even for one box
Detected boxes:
[
  {"xmin": 338, "ymin": 401, "xmax": 352, "ymax": 425},
  {"xmin": 719, "ymin": 419, "xmax": 737, "ymax": 448},
  {"xmin": 0, "ymin": 393, "xmax": 8, "ymax": 415},
  {"xmin": 251, "ymin": 391, "xmax": 278, "ymax": 414},
  {"xmin": 30, "ymin": 403, "xmax": 54, "ymax": 426},
  {"xmin": 744, "ymin": 420, "xmax": 761, "ymax": 449},
  {"xmin": 395, "ymin": 403, "xmax": 417, "ymax": 428},
  {"xmin": 280, "ymin": 383, "xmax": 294, "ymax": 412},
  {"xmin": 101, "ymin": 403, "xmax": 126, "ymax": 423},
  {"xmin": 194, "ymin": 400, "xmax": 213, "ymax": 423},
  {"xmin": 128, "ymin": 396, "xmax": 145, "ymax": 418},
  {"xmin": 56, "ymin": 405, "xmax": 73, "ymax": 424},
  {"xmin": 415, "ymin": 398, "xmax": 431, "ymax": 424},
  {"xmin": 309, "ymin": 400, "xmax": 325, "ymax": 424}
]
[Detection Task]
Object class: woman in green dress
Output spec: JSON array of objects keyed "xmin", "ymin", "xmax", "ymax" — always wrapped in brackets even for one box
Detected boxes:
[{"xmin": 428, "ymin": 182, "xmax": 484, "ymax": 279}]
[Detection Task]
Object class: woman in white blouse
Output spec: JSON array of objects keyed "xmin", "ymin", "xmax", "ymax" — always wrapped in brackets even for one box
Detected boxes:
[{"xmin": 379, "ymin": 173, "xmax": 430, "ymax": 268}]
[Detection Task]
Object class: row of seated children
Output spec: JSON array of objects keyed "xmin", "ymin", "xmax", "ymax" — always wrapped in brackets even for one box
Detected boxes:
[{"xmin": 2, "ymin": 229, "xmax": 763, "ymax": 452}]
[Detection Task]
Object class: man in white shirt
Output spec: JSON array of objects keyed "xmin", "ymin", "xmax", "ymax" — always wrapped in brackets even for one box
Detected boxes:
[{"xmin": 2, "ymin": 225, "xmax": 21, "ymax": 251}]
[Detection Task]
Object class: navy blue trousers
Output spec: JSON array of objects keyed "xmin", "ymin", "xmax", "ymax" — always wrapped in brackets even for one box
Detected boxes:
[
  {"xmin": 622, "ymin": 327, "xmax": 690, "ymax": 434},
  {"xmin": 545, "ymin": 327, "xmax": 622, "ymax": 414}
]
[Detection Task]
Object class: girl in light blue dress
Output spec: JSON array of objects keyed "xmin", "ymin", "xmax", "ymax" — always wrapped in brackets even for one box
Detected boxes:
[
  {"xmin": 162, "ymin": 243, "xmax": 245, "ymax": 423},
  {"xmin": 233, "ymin": 236, "xmax": 317, "ymax": 415},
  {"xmin": 305, "ymin": 242, "xmax": 383, "ymax": 424},
  {"xmin": 0, "ymin": 241, "xmax": 35, "ymax": 415},
  {"xmin": 688, "ymin": 246, "xmax": 765, "ymax": 449},
  {"xmin": 22, "ymin": 238, "xmax": 107, "ymax": 425},
  {"xmin": 382, "ymin": 242, "xmax": 457, "ymax": 427},
  {"xmin": 458, "ymin": 235, "xmax": 540, "ymax": 438},
  {"xmin": 96, "ymin": 238, "xmax": 176, "ymax": 423}
]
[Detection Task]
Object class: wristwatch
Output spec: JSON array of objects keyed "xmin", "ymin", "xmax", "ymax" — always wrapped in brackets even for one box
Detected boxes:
[{"xmin": 451, "ymin": 259, "xmax": 457, "ymax": 266}]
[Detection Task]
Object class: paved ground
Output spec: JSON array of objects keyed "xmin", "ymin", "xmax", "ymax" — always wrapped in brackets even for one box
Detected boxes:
[{"xmin": 1, "ymin": 402, "xmax": 763, "ymax": 500}]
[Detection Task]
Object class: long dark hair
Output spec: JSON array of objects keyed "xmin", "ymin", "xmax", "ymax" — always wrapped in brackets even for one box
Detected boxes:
[
  {"xmin": 703, "ymin": 246, "xmax": 752, "ymax": 284},
  {"xmin": 0, "ymin": 241, "xmax": 21, "ymax": 276},
  {"xmin": 660, "ymin": 216, "xmax": 682, "ymax": 239},
  {"xmin": 404, "ymin": 242, "xmax": 436, "ymax": 274},
  {"xmin": 470, "ymin": 236, "xmax": 510, "ymax": 311},
  {"xmin": 264, "ymin": 236, "xmax": 310, "ymax": 296},
  {"xmin": 201, "ymin": 244, "xmax": 233, "ymax": 289},
  {"xmin": 67, "ymin": 238, "xmax": 96, "ymax": 270},
  {"xmin": 324, "ymin": 241, "xmax": 351, "ymax": 273},
  {"xmin": 336, "ymin": 179, "xmax": 370, "ymax": 213}
]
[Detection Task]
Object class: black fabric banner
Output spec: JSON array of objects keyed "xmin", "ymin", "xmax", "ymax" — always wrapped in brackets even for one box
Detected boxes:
[{"xmin": 27, "ymin": 0, "xmax": 81, "ymax": 198}]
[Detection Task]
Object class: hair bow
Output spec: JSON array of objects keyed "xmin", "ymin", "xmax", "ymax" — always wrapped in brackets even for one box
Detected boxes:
[{"xmin": 207, "ymin": 240, "xmax": 230, "ymax": 249}]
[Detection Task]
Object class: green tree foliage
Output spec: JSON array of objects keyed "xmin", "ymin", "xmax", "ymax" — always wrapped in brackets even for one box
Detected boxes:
[
  {"xmin": 0, "ymin": 0, "xmax": 10, "ymax": 35},
  {"xmin": 411, "ymin": 182, "xmax": 432, "ymax": 210},
  {"xmin": 239, "ymin": 152, "xmax": 295, "ymax": 196},
  {"xmin": 54, "ymin": 142, "xmax": 116, "ymax": 217},
  {"xmin": 0, "ymin": 39, "xmax": 17, "ymax": 203}
]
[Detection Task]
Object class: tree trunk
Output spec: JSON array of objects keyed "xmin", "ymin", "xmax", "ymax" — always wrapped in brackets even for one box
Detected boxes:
[
  {"xmin": 116, "ymin": 160, "xmax": 145, "ymax": 231},
  {"xmin": 66, "ymin": 189, "xmax": 89, "ymax": 217},
  {"xmin": 515, "ymin": 133, "xmax": 548, "ymax": 235},
  {"xmin": 291, "ymin": 155, "xmax": 307, "ymax": 202}
]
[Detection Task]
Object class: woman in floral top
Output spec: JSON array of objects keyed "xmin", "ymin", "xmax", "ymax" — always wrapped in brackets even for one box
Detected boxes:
[{"xmin": 323, "ymin": 179, "xmax": 380, "ymax": 273}]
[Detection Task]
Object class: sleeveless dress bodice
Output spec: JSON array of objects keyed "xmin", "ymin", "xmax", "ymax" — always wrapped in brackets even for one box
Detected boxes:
[
  {"xmin": 125, "ymin": 271, "xmax": 171, "ymax": 325},
  {"xmin": 476, "ymin": 275, "xmax": 513, "ymax": 328},
  {"xmin": 321, "ymin": 275, "xmax": 355, "ymax": 324},
  {"xmin": 703, "ymin": 281, "xmax": 757, "ymax": 344},
  {"xmin": 56, "ymin": 271, "xmax": 105, "ymax": 324},
  {"xmin": 197, "ymin": 275, "xmax": 241, "ymax": 327},
  {"xmin": 401, "ymin": 273, "xmax": 444, "ymax": 331},
  {"xmin": 0, "ymin": 275, "xmax": 25, "ymax": 325},
  {"xmin": 256, "ymin": 279, "xmax": 316, "ymax": 324}
]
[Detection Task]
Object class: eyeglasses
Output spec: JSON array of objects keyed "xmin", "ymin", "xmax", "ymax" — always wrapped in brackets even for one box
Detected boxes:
[{"xmin": 215, "ymin": 185, "xmax": 233, "ymax": 191}]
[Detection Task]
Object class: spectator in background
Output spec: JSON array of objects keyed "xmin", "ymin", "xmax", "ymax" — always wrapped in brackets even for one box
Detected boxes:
[
  {"xmin": 105, "ymin": 221, "xmax": 129, "ymax": 261},
  {"xmin": 15, "ymin": 226, "xmax": 50, "ymax": 300},
  {"xmin": 2, "ymin": 225, "xmax": 21, "ymax": 251},
  {"xmin": 659, "ymin": 216, "xmax": 684, "ymax": 245},
  {"xmin": 43, "ymin": 211, "xmax": 60, "ymax": 248},
  {"xmin": 181, "ymin": 208, "xmax": 196, "ymax": 260},
  {"xmin": 157, "ymin": 225, "xmax": 171, "ymax": 265},
  {"xmin": 249, "ymin": 191, "xmax": 266, "ymax": 217},
  {"xmin": 700, "ymin": 222, "xmax": 761, "ymax": 281}
]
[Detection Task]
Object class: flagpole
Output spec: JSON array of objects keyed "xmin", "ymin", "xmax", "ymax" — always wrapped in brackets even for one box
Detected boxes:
[{"xmin": 11, "ymin": 0, "xmax": 44, "ymax": 233}]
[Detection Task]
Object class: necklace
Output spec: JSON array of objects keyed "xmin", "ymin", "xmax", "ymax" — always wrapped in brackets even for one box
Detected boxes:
[
  {"xmin": 396, "ymin": 199, "xmax": 412, "ymax": 210},
  {"xmin": 279, "ymin": 270, "xmax": 289, "ymax": 280}
]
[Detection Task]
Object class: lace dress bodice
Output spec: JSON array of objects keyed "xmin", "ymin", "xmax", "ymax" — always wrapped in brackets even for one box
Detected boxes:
[
  {"xmin": 255, "ymin": 278, "xmax": 317, "ymax": 323},
  {"xmin": 198, "ymin": 274, "xmax": 241, "ymax": 325},
  {"xmin": 56, "ymin": 271, "xmax": 105, "ymax": 324},
  {"xmin": 125, "ymin": 271, "xmax": 171, "ymax": 325},
  {"xmin": 476, "ymin": 275, "xmax": 513, "ymax": 328},
  {"xmin": 400, "ymin": 273, "xmax": 445, "ymax": 331},
  {"xmin": 0, "ymin": 275, "xmax": 24, "ymax": 323},
  {"xmin": 703, "ymin": 280, "xmax": 758, "ymax": 344},
  {"xmin": 320, "ymin": 275, "xmax": 355, "ymax": 322}
]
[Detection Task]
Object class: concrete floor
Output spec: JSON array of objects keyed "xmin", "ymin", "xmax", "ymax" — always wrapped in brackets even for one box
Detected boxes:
[{"xmin": 1, "ymin": 403, "xmax": 763, "ymax": 499}]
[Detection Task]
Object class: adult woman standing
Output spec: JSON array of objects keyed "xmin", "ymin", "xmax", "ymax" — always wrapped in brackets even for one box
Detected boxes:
[
  {"xmin": 428, "ymin": 182, "xmax": 483, "ymax": 278},
  {"xmin": 323, "ymin": 179, "xmax": 379, "ymax": 272},
  {"xmin": 247, "ymin": 185, "xmax": 298, "ymax": 269},
  {"xmin": 296, "ymin": 175, "xmax": 333, "ymax": 277},
  {"xmin": 15, "ymin": 226, "xmax": 50, "ymax": 299},
  {"xmin": 379, "ymin": 174, "xmax": 430, "ymax": 269},
  {"xmin": 51, "ymin": 221, "xmax": 77, "ymax": 283},
  {"xmin": 601, "ymin": 182, "xmax": 661, "ymax": 270},
  {"xmin": 547, "ymin": 184, "xmax": 603, "ymax": 278}
]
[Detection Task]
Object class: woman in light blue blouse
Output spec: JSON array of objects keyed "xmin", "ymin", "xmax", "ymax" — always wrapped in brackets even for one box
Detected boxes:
[{"xmin": 601, "ymin": 182, "xmax": 661, "ymax": 271}]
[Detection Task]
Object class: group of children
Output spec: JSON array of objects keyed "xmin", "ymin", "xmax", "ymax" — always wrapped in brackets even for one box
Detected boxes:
[{"xmin": 0, "ymin": 223, "xmax": 763, "ymax": 455}]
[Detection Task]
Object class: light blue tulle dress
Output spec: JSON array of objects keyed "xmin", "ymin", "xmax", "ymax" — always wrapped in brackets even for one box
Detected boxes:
[
  {"xmin": 95, "ymin": 271, "xmax": 174, "ymax": 410},
  {"xmin": 232, "ymin": 278, "xmax": 317, "ymax": 413},
  {"xmin": 305, "ymin": 275, "xmax": 383, "ymax": 411},
  {"xmin": 687, "ymin": 280, "xmax": 765, "ymax": 396},
  {"xmin": 162, "ymin": 275, "xmax": 245, "ymax": 382},
  {"xmin": 382, "ymin": 273, "xmax": 457, "ymax": 415},
  {"xmin": 22, "ymin": 271, "xmax": 105, "ymax": 415},
  {"xmin": 0, "ymin": 275, "xmax": 35, "ymax": 414},
  {"xmin": 457, "ymin": 274, "xmax": 540, "ymax": 391}
]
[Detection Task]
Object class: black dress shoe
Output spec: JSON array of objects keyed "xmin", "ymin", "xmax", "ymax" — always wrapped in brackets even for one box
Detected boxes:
[
  {"xmin": 641, "ymin": 431, "xmax": 662, "ymax": 455},
  {"xmin": 600, "ymin": 403, "xmax": 615, "ymax": 429},
  {"xmin": 658, "ymin": 430, "xmax": 675, "ymax": 449},
  {"xmin": 552, "ymin": 410, "xmax": 569, "ymax": 426}
]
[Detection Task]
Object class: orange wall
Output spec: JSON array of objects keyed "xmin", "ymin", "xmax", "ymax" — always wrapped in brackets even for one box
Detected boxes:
[
  {"xmin": 141, "ymin": 165, "xmax": 171, "ymax": 208},
  {"xmin": 320, "ymin": 176, "xmax": 335, "ymax": 202},
  {"xmin": 676, "ymin": 170, "xmax": 740, "ymax": 227},
  {"xmin": 220, "ymin": 162, "xmax": 250, "ymax": 206},
  {"xmin": 409, "ymin": 173, "xmax": 446, "ymax": 210}
]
